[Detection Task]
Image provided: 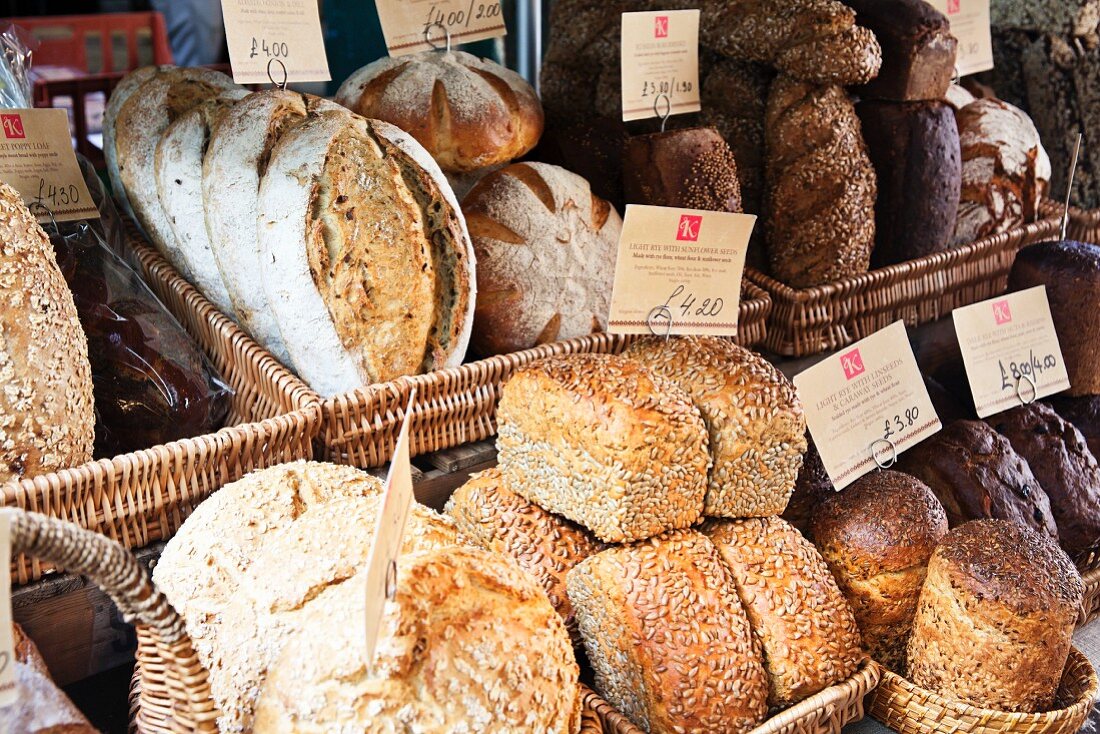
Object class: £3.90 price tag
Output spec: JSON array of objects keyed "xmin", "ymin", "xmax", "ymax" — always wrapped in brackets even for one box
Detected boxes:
[
  {"xmin": 0, "ymin": 109, "xmax": 98, "ymax": 224},
  {"xmin": 220, "ymin": 0, "xmax": 331, "ymax": 84},
  {"xmin": 952, "ymin": 286, "xmax": 1070, "ymax": 418},
  {"xmin": 0, "ymin": 510, "xmax": 15, "ymax": 709},
  {"xmin": 621, "ymin": 10, "xmax": 701, "ymax": 122},
  {"xmin": 376, "ymin": 0, "xmax": 507, "ymax": 57},
  {"xmin": 925, "ymin": 0, "xmax": 993, "ymax": 76},
  {"xmin": 794, "ymin": 321, "xmax": 942, "ymax": 490}
]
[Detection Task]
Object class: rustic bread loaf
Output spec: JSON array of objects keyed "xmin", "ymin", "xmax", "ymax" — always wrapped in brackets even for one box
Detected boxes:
[
  {"xmin": 104, "ymin": 65, "xmax": 168, "ymax": 222},
  {"xmin": 463, "ymin": 162, "xmax": 619, "ymax": 357},
  {"xmin": 2, "ymin": 624, "xmax": 97, "ymax": 733},
  {"xmin": 945, "ymin": 84, "xmax": 977, "ymax": 112},
  {"xmin": 991, "ymin": 0, "xmax": 1100, "ymax": 37},
  {"xmin": 335, "ymin": 49, "xmax": 544, "ymax": 173},
  {"xmin": 497, "ymin": 354, "xmax": 710, "ymax": 543},
  {"xmin": 703, "ymin": 517, "xmax": 864, "ymax": 706},
  {"xmin": 1046, "ymin": 394, "xmax": 1100, "ymax": 460},
  {"xmin": 781, "ymin": 434, "xmax": 831, "ymax": 534},
  {"xmin": 623, "ymin": 336, "xmax": 807, "ymax": 517},
  {"xmin": 907, "ymin": 519, "xmax": 1082, "ymax": 712},
  {"xmin": 566, "ymin": 529, "xmax": 769, "ymax": 734},
  {"xmin": 445, "ymin": 466, "xmax": 606, "ymax": 638},
  {"xmin": 0, "ymin": 185, "xmax": 94, "ymax": 483},
  {"xmin": 847, "ymin": 0, "xmax": 957, "ymax": 101},
  {"xmin": 623, "ymin": 127, "xmax": 743, "ymax": 212},
  {"xmin": 810, "ymin": 471, "xmax": 949, "ymax": 672},
  {"xmin": 254, "ymin": 544, "xmax": 581, "ymax": 734}
]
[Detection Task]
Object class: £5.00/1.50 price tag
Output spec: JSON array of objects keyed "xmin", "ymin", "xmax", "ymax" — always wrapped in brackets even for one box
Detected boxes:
[
  {"xmin": 376, "ymin": 0, "xmax": 506, "ymax": 57},
  {"xmin": 793, "ymin": 321, "xmax": 942, "ymax": 491},
  {"xmin": 220, "ymin": 0, "xmax": 331, "ymax": 84},
  {"xmin": 925, "ymin": 0, "xmax": 993, "ymax": 76},
  {"xmin": 952, "ymin": 286, "xmax": 1070, "ymax": 418},
  {"xmin": 608, "ymin": 205, "xmax": 754, "ymax": 337},
  {"xmin": 621, "ymin": 9, "xmax": 701, "ymax": 122}
]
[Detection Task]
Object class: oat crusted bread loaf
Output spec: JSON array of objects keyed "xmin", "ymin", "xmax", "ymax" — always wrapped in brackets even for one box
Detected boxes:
[
  {"xmin": 566, "ymin": 529, "xmax": 769, "ymax": 734},
  {"xmin": 624, "ymin": 336, "xmax": 807, "ymax": 518},
  {"xmin": 0, "ymin": 185, "xmax": 94, "ymax": 483},
  {"xmin": 497, "ymin": 354, "xmax": 710, "ymax": 543},
  {"xmin": 907, "ymin": 520, "xmax": 1083, "ymax": 713}
]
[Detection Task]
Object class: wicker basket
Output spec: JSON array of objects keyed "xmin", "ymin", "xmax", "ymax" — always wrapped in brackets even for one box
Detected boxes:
[
  {"xmin": 581, "ymin": 659, "xmax": 881, "ymax": 734},
  {"xmin": 1076, "ymin": 548, "xmax": 1100, "ymax": 628},
  {"xmin": 868, "ymin": 649, "xmax": 1097, "ymax": 734},
  {"xmin": 746, "ymin": 217, "xmax": 1061, "ymax": 357},
  {"xmin": 1067, "ymin": 206, "xmax": 1100, "ymax": 244}
]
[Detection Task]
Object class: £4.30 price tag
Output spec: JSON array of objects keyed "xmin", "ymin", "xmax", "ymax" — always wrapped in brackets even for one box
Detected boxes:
[
  {"xmin": 376, "ymin": 0, "xmax": 507, "ymax": 57},
  {"xmin": 0, "ymin": 510, "xmax": 15, "ymax": 708},
  {"xmin": 925, "ymin": 0, "xmax": 993, "ymax": 76},
  {"xmin": 621, "ymin": 9, "xmax": 701, "ymax": 122},
  {"xmin": 220, "ymin": 0, "xmax": 331, "ymax": 84}
]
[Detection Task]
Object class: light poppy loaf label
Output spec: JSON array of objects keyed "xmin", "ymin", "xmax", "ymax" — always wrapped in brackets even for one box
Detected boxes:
[
  {"xmin": 608, "ymin": 205, "xmax": 754, "ymax": 337},
  {"xmin": 220, "ymin": 0, "xmax": 331, "ymax": 84},
  {"xmin": 952, "ymin": 286, "xmax": 1069, "ymax": 418},
  {"xmin": 925, "ymin": 0, "xmax": 993, "ymax": 76},
  {"xmin": 620, "ymin": 9, "xmax": 701, "ymax": 122},
  {"xmin": 793, "ymin": 321, "xmax": 942, "ymax": 491},
  {"xmin": 376, "ymin": 0, "xmax": 506, "ymax": 57}
]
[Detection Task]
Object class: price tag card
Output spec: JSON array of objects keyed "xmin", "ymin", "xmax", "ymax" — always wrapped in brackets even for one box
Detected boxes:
[
  {"xmin": 0, "ymin": 109, "xmax": 98, "ymax": 224},
  {"xmin": 608, "ymin": 205, "xmax": 755, "ymax": 337},
  {"xmin": 621, "ymin": 9, "xmax": 701, "ymax": 122},
  {"xmin": 364, "ymin": 393, "xmax": 417, "ymax": 666},
  {"xmin": 925, "ymin": 0, "xmax": 993, "ymax": 76},
  {"xmin": 952, "ymin": 286, "xmax": 1070, "ymax": 418},
  {"xmin": 376, "ymin": 0, "xmax": 506, "ymax": 57},
  {"xmin": 220, "ymin": 0, "xmax": 331, "ymax": 84},
  {"xmin": 794, "ymin": 321, "xmax": 942, "ymax": 491},
  {"xmin": 0, "ymin": 510, "xmax": 15, "ymax": 708}
]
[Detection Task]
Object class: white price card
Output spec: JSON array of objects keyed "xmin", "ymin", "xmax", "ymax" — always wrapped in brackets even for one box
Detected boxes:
[
  {"xmin": 220, "ymin": 0, "xmax": 331, "ymax": 84},
  {"xmin": 608, "ymin": 205, "xmax": 754, "ymax": 337},
  {"xmin": 953, "ymin": 286, "xmax": 1070, "ymax": 418},
  {"xmin": 621, "ymin": 9, "xmax": 701, "ymax": 122},
  {"xmin": 376, "ymin": 0, "xmax": 507, "ymax": 57},
  {"xmin": 0, "ymin": 510, "xmax": 16, "ymax": 709},
  {"xmin": 924, "ymin": 0, "xmax": 993, "ymax": 76},
  {"xmin": 794, "ymin": 321, "xmax": 942, "ymax": 490}
]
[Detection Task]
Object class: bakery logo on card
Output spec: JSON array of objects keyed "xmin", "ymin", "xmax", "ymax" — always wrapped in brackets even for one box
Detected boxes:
[
  {"xmin": 654, "ymin": 15, "xmax": 669, "ymax": 37},
  {"xmin": 947, "ymin": 0, "xmax": 960, "ymax": 13},
  {"xmin": 1, "ymin": 114, "xmax": 25, "ymax": 139},
  {"xmin": 841, "ymin": 348, "xmax": 866, "ymax": 380},
  {"xmin": 993, "ymin": 299, "xmax": 1012, "ymax": 325},
  {"xmin": 676, "ymin": 214, "xmax": 702, "ymax": 241}
]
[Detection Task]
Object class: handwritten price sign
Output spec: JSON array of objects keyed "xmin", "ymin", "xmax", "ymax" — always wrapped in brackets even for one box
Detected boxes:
[
  {"xmin": 220, "ymin": 0, "xmax": 330, "ymax": 84},
  {"xmin": 621, "ymin": 10, "xmax": 701, "ymax": 122},
  {"xmin": 925, "ymin": 0, "xmax": 993, "ymax": 76},
  {"xmin": 377, "ymin": 0, "xmax": 507, "ymax": 56}
]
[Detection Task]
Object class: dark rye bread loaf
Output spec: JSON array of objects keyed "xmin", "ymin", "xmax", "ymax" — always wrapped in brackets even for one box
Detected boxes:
[
  {"xmin": 1046, "ymin": 394, "xmax": 1100, "ymax": 461},
  {"xmin": 781, "ymin": 434, "xmax": 831, "ymax": 535},
  {"xmin": 847, "ymin": 0, "xmax": 957, "ymax": 101},
  {"xmin": 623, "ymin": 127, "xmax": 743, "ymax": 213}
]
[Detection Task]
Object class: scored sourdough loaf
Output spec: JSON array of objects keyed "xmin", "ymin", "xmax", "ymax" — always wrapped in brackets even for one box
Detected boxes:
[
  {"xmin": 702, "ymin": 517, "xmax": 864, "ymax": 707},
  {"xmin": 104, "ymin": 65, "xmax": 169, "ymax": 222},
  {"xmin": 496, "ymin": 353, "xmax": 710, "ymax": 543},
  {"xmin": 0, "ymin": 184, "xmax": 94, "ymax": 483},
  {"xmin": 567, "ymin": 529, "xmax": 769, "ymax": 734},
  {"xmin": 258, "ymin": 112, "xmax": 474, "ymax": 396},
  {"xmin": 623, "ymin": 336, "xmax": 807, "ymax": 518},
  {"xmin": 154, "ymin": 88, "xmax": 248, "ymax": 320}
]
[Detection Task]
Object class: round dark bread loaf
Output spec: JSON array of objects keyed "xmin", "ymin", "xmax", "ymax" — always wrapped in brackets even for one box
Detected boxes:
[
  {"xmin": 623, "ymin": 127, "xmax": 743, "ymax": 212},
  {"xmin": 781, "ymin": 434, "xmax": 831, "ymax": 535},
  {"xmin": 1046, "ymin": 394, "xmax": 1100, "ymax": 461},
  {"xmin": 847, "ymin": 0, "xmax": 957, "ymax": 101}
]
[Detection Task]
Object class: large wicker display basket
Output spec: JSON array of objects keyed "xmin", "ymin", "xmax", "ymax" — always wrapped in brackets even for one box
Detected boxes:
[
  {"xmin": 868, "ymin": 650, "xmax": 1097, "ymax": 734},
  {"xmin": 1075, "ymin": 549, "xmax": 1100, "ymax": 627},
  {"xmin": 1065, "ymin": 205, "xmax": 1100, "ymax": 244}
]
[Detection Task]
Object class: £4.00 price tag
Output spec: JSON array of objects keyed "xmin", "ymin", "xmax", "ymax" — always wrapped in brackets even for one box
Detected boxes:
[
  {"xmin": 376, "ymin": 0, "xmax": 507, "ymax": 57},
  {"xmin": 0, "ymin": 510, "xmax": 15, "ymax": 708},
  {"xmin": 952, "ymin": 286, "xmax": 1070, "ymax": 418},
  {"xmin": 220, "ymin": 0, "xmax": 331, "ymax": 84},
  {"xmin": 925, "ymin": 0, "xmax": 993, "ymax": 76},
  {"xmin": 794, "ymin": 321, "xmax": 942, "ymax": 490},
  {"xmin": 621, "ymin": 9, "xmax": 701, "ymax": 122}
]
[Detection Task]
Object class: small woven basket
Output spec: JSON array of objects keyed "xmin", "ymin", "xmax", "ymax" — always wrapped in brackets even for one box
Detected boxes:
[
  {"xmin": 868, "ymin": 649, "xmax": 1097, "ymax": 734},
  {"xmin": 1075, "ymin": 549, "xmax": 1100, "ymax": 628}
]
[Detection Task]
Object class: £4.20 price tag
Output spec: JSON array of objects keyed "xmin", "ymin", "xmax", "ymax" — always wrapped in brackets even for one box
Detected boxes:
[
  {"xmin": 0, "ymin": 510, "xmax": 15, "ymax": 709},
  {"xmin": 621, "ymin": 9, "xmax": 701, "ymax": 122},
  {"xmin": 220, "ymin": 0, "xmax": 331, "ymax": 84},
  {"xmin": 376, "ymin": 0, "xmax": 507, "ymax": 57},
  {"xmin": 925, "ymin": 0, "xmax": 993, "ymax": 76}
]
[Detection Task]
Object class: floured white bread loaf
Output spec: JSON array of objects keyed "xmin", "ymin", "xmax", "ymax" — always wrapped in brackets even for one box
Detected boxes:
[
  {"xmin": 258, "ymin": 113, "xmax": 474, "ymax": 396},
  {"xmin": 336, "ymin": 50, "xmax": 544, "ymax": 173},
  {"xmin": 114, "ymin": 67, "xmax": 238, "ymax": 255},
  {"xmin": 462, "ymin": 162, "xmax": 621, "ymax": 357},
  {"xmin": 202, "ymin": 90, "xmax": 344, "ymax": 364},
  {"xmin": 625, "ymin": 336, "xmax": 807, "ymax": 518},
  {"xmin": 253, "ymin": 544, "xmax": 582, "ymax": 734},
  {"xmin": 155, "ymin": 88, "xmax": 248, "ymax": 319},
  {"xmin": 496, "ymin": 354, "xmax": 710, "ymax": 543},
  {"xmin": 105, "ymin": 65, "xmax": 170, "ymax": 221},
  {"xmin": 153, "ymin": 461, "xmax": 460, "ymax": 732},
  {"xmin": 0, "ymin": 184, "xmax": 94, "ymax": 483}
]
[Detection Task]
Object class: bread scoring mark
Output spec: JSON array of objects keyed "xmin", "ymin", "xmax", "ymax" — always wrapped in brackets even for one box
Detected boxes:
[
  {"xmin": 506, "ymin": 163, "xmax": 557, "ymax": 213},
  {"xmin": 465, "ymin": 211, "xmax": 525, "ymax": 244}
]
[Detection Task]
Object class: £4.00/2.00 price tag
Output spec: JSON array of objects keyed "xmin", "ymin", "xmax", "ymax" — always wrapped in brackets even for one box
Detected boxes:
[
  {"xmin": 0, "ymin": 510, "xmax": 15, "ymax": 708},
  {"xmin": 220, "ymin": 0, "xmax": 331, "ymax": 84},
  {"xmin": 953, "ymin": 286, "xmax": 1070, "ymax": 418},
  {"xmin": 376, "ymin": 0, "xmax": 506, "ymax": 57},
  {"xmin": 621, "ymin": 10, "xmax": 701, "ymax": 122},
  {"xmin": 925, "ymin": 0, "xmax": 993, "ymax": 76},
  {"xmin": 794, "ymin": 321, "xmax": 942, "ymax": 491},
  {"xmin": 607, "ymin": 205, "xmax": 754, "ymax": 337},
  {"xmin": 0, "ymin": 109, "xmax": 98, "ymax": 224}
]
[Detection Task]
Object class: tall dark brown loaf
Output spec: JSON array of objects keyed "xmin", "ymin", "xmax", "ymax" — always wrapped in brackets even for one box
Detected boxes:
[
  {"xmin": 623, "ymin": 127, "xmax": 743, "ymax": 212},
  {"xmin": 1046, "ymin": 394, "xmax": 1100, "ymax": 461},
  {"xmin": 781, "ymin": 434, "xmax": 831, "ymax": 535}
]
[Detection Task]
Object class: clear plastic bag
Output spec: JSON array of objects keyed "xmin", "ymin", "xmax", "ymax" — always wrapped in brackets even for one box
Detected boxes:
[{"xmin": 0, "ymin": 25, "xmax": 34, "ymax": 108}]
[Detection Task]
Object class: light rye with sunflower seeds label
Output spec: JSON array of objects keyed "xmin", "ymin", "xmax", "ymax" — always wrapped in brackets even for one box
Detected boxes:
[{"xmin": 620, "ymin": 9, "xmax": 701, "ymax": 122}]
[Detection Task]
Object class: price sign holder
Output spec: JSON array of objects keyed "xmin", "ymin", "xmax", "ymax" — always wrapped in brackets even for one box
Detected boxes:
[
  {"xmin": 220, "ymin": 0, "xmax": 331, "ymax": 85},
  {"xmin": 376, "ymin": 0, "xmax": 506, "ymax": 57},
  {"xmin": 925, "ymin": 0, "xmax": 993, "ymax": 76},
  {"xmin": 608, "ymin": 204, "xmax": 754, "ymax": 338},
  {"xmin": 621, "ymin": 9, "xmax": 701, "ymax": 122},
  {"xmin": 0, "ymin": 510, "xmax": 15, "ymax": 708},
  {"xmin": 793, "ymin": 321, "xmax": 942, "ymax": 490}
]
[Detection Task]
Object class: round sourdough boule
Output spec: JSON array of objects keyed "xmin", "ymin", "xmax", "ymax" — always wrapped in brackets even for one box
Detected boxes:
[
  {"xmin": 810, "ymin": 471, "xmax": 948, "ymax": 672},
  {"xmin": 335, "ymin": 50, "xmax": 544, "ymax": 173},
  {"xmin": 463, "ymin": 162, "xmax": 621, "ymax": 357},
  {"xmin": 907, "ymin": 519, "xmax": 1082, "ymax": 713},
  {"xmin": 258, "ymin": 113, "xmax": 474, "ymax": 396},
  {"xmin": 0, "ymin": 185, "xmax": 94, "ymax": 483},
  {"xmin": 104, "ymin": 65, "xmax": 170, "ymax": 221},
  {"xmin": 624, "ymin": 336, "xmax": 807, "ymax": 518}
]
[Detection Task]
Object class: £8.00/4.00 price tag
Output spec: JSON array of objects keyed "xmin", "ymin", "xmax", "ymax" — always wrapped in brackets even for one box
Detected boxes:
[
  {"xmin": 924, "ymin": 0, "xmax": 993, "ymax": 76},
  {"xmin": 376, "ymin": 0, "xmax": 507, "ymax": 57},
  {"xmin": 793, "ymin": 321, "xmax": 942, "ymax": 491},
  {"xmin": 621, "ymin": 9, "xmax": 701, "ymax": 122},
  {"xmin": 220, "ymin": 0, "xmax": 331, "ymax": 84}
]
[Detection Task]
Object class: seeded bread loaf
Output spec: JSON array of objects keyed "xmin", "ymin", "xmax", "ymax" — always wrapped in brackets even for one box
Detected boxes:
[
  {"xmin": 1046, "ymin": 394, "xmax": 1100, "ymax": 460},
  {"xmin": 497, "ymin": 354, "xmax": 710, "ymax": 543},
  {"xmin": 104, "ymin": 65, "xmax": 168, "ymax": 222},
  {"xmin": 445, "ymin": 466, "xmax": 606, "ymax": 638},
  {"xmin": 623, "ymin": 127, "xmax": 743, "ymax": 212},
  {"xmin": 907, "ymin": 520, "xmax": 1082, "ymax": 712},
  {"xmin": 624, "ymin": 336, "xmax": 807, "ymax": 518},
  {"xmin": 463, "ymin": 162, "xmax": 620, "ymax": 357},
  {"xmin": 566, "ymin": 529, "xmax": 769, "ymax": 734},
  {"xmin": 847, "ymin": 0, "xmax": 957, "ymax": 101},
  {"xmin": 810, "ymin": 471, "xmax": 949, "ymax": 672}
]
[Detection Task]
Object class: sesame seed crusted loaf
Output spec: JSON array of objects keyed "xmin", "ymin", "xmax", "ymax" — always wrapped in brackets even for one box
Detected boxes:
[
  {"xmin": 624, "ymin": 336, "xmax": 807, "ymax": 518},
  {"xmin": 254, "ymin": 544, "xmax": 582, "ymax": 734},
  {"xmin": 104, "ymin": 65, "xmax": 169, "ymax": 222},
  {"xmin": 566, "ymin": 529, "xmax": 769, "ymax": 734},
  {"xmin": 907, "ymin": 519, "xmax": 1083, "ymax": 713},
  {"xmin": 496, "ymin": 353, "xmax": 710, "ymax": 543},
  {"xmin": 702, "ymin": 517, "xmax": 864, "ymax": 707},
  {"xmin": 0, "ymin": 184, "xmax": 94, "ymax": 483}
]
